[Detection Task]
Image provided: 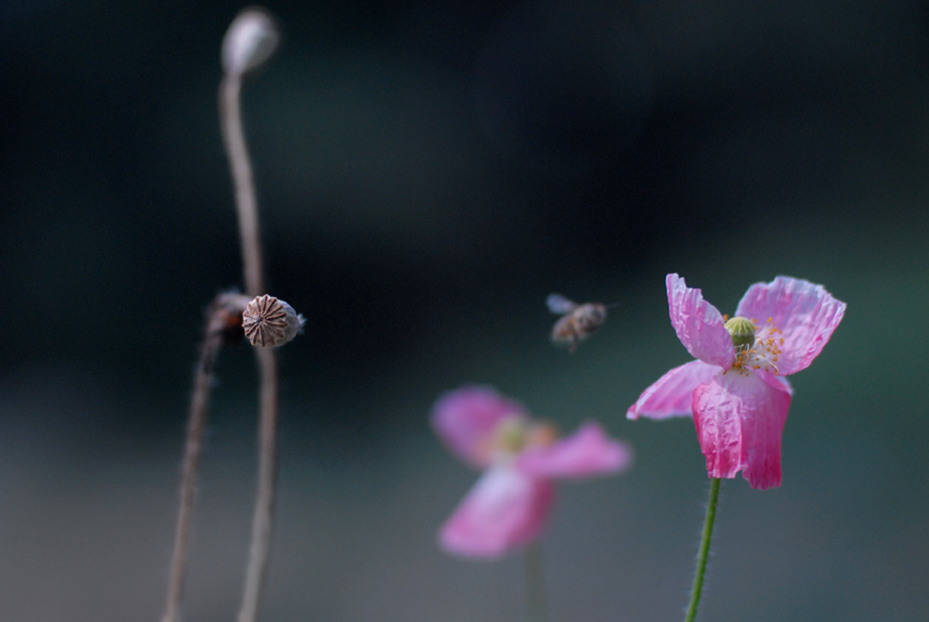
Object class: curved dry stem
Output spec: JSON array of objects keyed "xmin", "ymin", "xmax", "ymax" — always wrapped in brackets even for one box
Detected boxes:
[
  {"xmin": 220, "ymin": 74, "xmax": 265, "ymax": 298},
  {"xmin": 221, "ymin": 64, "xmax": 280, "ymax": 622},
  {"xmin": 163, "ymin": 13, "xmax": 280, "ymax": 622},
  {"xmin": 163, "ymin": 293, "xmax": 248, "ymax": 622}
]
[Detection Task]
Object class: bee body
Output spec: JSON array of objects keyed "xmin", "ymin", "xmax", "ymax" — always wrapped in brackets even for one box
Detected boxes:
[{"xmin": 546, "ymin": 294, "xmax": 608, "ymax": 353}]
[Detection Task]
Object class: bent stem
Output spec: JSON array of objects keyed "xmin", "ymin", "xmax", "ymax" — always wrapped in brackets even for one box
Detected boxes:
[
  {"xmin": 523, "ymin": 543, "xmax": 550, "ymax": 622},
  {"xmin": 684, "ymin": 477, "xmax": 721, "ymax": 622},
  {"xmin": 221, "ymin": 73, "xmax": 265, "ymax": 298},
  {"xmin": 163, "ymin": 12, "xmax": 280, "ymax": 622},
  {"xmin": 163, "ymin": 293, "xmax": 248, "ymax": 622},
  {"xmin": 221, "ymin": 69, "xmax": 280, "ymax": 622}
]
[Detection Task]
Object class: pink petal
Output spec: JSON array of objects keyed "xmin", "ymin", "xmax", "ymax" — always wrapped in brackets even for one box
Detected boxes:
[
  {"xmin": 517, "ymin": 421, "xmax": 633, "ymax": 479},
  {"xmin": 626, "ymin": 360, "xmax": 720, "ymax": 420},
  {"xmin": 431, "ymin": 386, "xmax": 528, "ymax": 468},
  {"xmin": 759, "ymin": 368, "xmax": 794, "ymax": 396},
  {"xmin": 735, "ymin": 277, "xmax": 846, "ymax": 375},
  {"xmin": 438, "ymin": 465, "xmax": 554, "ymax": 559},
  {"xmin": 692, "ymin": 370, "xmax": 792, "ymax": 490},
  {"xmin": 666, "ymin": 274, "xmax": 735, "ymax": 370}
]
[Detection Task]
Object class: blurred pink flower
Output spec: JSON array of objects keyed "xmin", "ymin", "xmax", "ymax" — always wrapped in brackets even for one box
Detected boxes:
[
  {"xmin": 432, "ymin": 386, "xmax": 632, "ymax": 559},
  {"xmin": 628, "ymin": 274, "xmax": 846, "ymax": 490}
]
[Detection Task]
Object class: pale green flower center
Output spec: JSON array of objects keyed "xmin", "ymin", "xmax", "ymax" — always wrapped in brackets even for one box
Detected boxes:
[
  {"xmin": 724, "ymin": 315, "xmax": 784, "ymax": 375},
  {"xmin": 492, "ymin": 416, "xmax": 558, "ymax": 456},
  {"xmin": 724, "ymin": 316, "xmax": 756, "ymax": 350}
]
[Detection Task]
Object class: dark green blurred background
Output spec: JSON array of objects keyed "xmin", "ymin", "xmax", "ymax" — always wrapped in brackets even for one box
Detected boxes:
[{"xmin": 2, "ymin": 1, "xmax": 928, "ymax": 620}]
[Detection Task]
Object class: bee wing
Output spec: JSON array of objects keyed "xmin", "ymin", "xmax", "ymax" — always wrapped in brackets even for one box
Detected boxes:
[{"xmin": 546, "ymin": 293, "xmax": 577, "ymax": 315}]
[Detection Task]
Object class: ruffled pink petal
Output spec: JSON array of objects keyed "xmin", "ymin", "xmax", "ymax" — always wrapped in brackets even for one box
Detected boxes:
[
  {"xmin": 692, "ymin": 370, "xmax": 791, "ymax": 490},
  {"xmin": 735, "ymin": 276, "xmax": 846, "ymax": 375},
  {"xmin": 431, "ymin": 386, "xmax": 528, "ymax": 468},
  {"xmin": 438, "ymin": 464, "xmax": 554, "ymax": 559},
  {"xmin": 517, "ymin": 421, "xmax": 633, "ymax": 479},
  {"xmin": 626, "ymin": 360, "xmax": 721, "ymax": 420},
  {"xmin": 666, "ymin": 274, "xmax": 735, "ymax": 370}
]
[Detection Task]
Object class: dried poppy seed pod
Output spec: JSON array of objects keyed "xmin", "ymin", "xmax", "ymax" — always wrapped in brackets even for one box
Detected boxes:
[
  {"xmin": 242, "ymin": 294, "xmax": 305, "ymax": 347},
  {"xmin": 221, "ymin": 7, "xmax": 280, "ymax": 77}
]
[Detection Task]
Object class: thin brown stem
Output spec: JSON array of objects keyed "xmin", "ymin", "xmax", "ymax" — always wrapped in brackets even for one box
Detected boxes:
[
  {"xmin": 220, "ymin": 59, "xmax": 280, "ymax": 622},
  {"xmin": 237, "ymin": 347, "xmax": 279, "ymax": 622},
  {"xmin": 163, "ymin": 294, "xmax": 248, "ymax": 622},
  {"xmin": 163, "ymin": 11, "xmax": 280, "ymax": 622},
  {"xmin": 220, "ymin": 74, "xmax": 265, "ymax": 298}
]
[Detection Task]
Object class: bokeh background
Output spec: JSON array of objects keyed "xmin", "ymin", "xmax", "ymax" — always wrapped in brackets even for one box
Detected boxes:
[{"xmin": 2, "ymin": 1, "xmax": 928, "ymax": 620}]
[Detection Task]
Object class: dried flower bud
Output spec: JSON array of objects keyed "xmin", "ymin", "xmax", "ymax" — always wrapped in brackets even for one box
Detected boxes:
[
  {"xmin": 221, "ymin": 7, "xmax": 280, "ymax": 77},
  {"xmin": 242, "ymin": 294, "xmax": 304, "ymax": 347}
]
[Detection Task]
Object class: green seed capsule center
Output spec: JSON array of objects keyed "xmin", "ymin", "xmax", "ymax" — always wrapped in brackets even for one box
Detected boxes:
[{"xmin": 724, "ymin": 316, "xmax": 757, "ymax": 351}]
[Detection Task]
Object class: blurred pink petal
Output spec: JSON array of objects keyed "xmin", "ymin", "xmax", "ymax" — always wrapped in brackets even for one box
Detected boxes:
[
  {"xmin": 735, "ymin": 276, "xmax": 847, "ymax": 375},
  {"xmin": 517, "ymin": 421, "xmax": 633, "ymax": 479},
  {"xmin": 667, "ymin": 273, "xmax": 735, "ymax": 370},
  {"xmin": 431, "ymin": 386, "xmax": 527, "ymax": 468},
  {"xmin": 626, "ymin": 360, "xmax": 719, "ymax": 420},
  {"xmin": 432, "ymin": 386, "xmax": 631, "ymax": 557},
  {"xmin": 693, "ymin": 370, "xmax": 791, "ymax": 490},
  {"xmin": 439, "ymin": 465, "xmax": 554, "ymax": 559}
]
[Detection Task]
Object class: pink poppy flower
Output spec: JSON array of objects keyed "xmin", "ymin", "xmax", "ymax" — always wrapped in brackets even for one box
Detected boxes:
[
  {"xmin": 628, "ymin": 274, "xmax": 846, "ymax": 490},
  {"xmin": 432, "ymin": 386, "xmax": 632, "ymax": 559}
]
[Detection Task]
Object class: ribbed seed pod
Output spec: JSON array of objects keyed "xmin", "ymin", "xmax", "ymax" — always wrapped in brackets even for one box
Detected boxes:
[{"xmin": 242, "ymin": 294, "xmax": 304, "ymax": 347}]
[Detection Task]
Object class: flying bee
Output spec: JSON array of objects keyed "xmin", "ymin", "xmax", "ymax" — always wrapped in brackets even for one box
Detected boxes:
[{"xmin": 547, "ymin": 293, "xmax": 610, "ymax": 353}]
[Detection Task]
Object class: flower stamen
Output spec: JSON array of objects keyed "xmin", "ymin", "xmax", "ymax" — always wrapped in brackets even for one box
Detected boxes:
[{"xmin": 725, "ymin": 316, "xmax": 782, "ymax": 375}]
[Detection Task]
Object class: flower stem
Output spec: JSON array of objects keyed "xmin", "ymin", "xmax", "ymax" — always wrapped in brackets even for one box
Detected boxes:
[
  {"xmin": 523, "ymin": 544, "xmax": 550, "ymax": 622},
  {"xmin": 161, "ymin": 321, "xmax": 219, "ymax": 622},
  {"xmin": 220, "ymin": 73, "xmax": 264, "ymax": 298},
  {"xmin": 237, "ymin": 346, "xmax": 279, "ymax": 622},
  {"xmin": 220, "ymin": 66, "xmax": 279, "ymax": 622},
  {"xmin": 684, "ymin": 477, "xmax": 721, "ymax": 622},
  {"xmin": 162, "ymin": 293, "xmax": 248, "ymax": 622}
]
